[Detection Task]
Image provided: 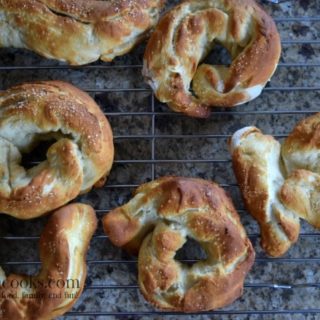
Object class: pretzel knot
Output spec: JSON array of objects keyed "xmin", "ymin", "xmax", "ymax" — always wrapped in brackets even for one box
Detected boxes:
[
  {"xmin": 103, "ymin": 177, "xmax": 255, "ymax": 312},
  {"xmin": 0, "ymin": 203, "xmax": 97, "ymax": 320},
  {"xmin": 0, "ymin": 81, "xmax": 114, "ymax": 219},
  {"xmin": 143, "ymin": 0, "xmax": 281, "ymax": 118},
  {"xmin": 230, "ymin": 113, "xmax": 320, "ymax": 257},
  {"xmin": 0, "ymin": 0, "xmax": 165, "ymax": 65}
]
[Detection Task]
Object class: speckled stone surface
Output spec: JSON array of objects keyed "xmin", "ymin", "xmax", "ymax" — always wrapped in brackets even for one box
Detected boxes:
[{"xmin": 0, "ymin": 0, "xmax": 320, "ymax": 319}]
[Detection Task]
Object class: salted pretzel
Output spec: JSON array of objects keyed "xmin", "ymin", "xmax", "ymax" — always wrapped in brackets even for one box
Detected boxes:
[
  {"xmin": 230, "ymin": 113, "xmax": 320, "ymax": 257},
  {"xmin": 0, "ymin": 81, "xmax": 114, "ymax": 219},
  {"xmin": 0, "ymin": 0, "xmax": 165, "ymax": 65},
  {"xmin": 143, "ymin": 0, "xmax": 281, "ymax": 118},
  {"xmin": 103, "ymin": 177, "xmax": 255, "ymax": 312},
  {"xmin": 0, "ymin": 203, "xmax": 97, "ymax": 320}
]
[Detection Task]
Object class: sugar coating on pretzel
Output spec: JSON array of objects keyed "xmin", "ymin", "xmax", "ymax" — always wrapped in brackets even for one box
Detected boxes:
[
  {"xmin": 230, "ymin": 113, "xmax": 320, "ymax": 257},
  {"xmin": 0, "ymin": 81, "xmax": 114, "ymax": 219},
  {"xmin": 143, "ymin": 0, "xmax": 281, "ymax": 118},
  {"xmin": 103, "ymin": 177, "xmax": 255, "ymax": 312},
  {"xmin": 0, "ymin": 0, "xmax": 165, "ymax": 65},
  {"xmin": 0, "ymin": 203, "xmax": 97, "ymax": 320}
]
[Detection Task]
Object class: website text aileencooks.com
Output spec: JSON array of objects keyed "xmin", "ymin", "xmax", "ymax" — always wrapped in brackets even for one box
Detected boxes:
[
  {"xmin": 0, "ymin": 277, "xmax": 81, "ymax": 299},
  {"xmin": 1, "ymin": 277, "xmax": 80, "ymax": 289}
]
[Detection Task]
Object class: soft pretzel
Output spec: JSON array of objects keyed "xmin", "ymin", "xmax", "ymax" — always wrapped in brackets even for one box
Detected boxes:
[
  {"xmin": 281, "ymin": 113, "xmax": 320, "ymax": 228},
  {"xmin": 230, "ymin": 127, "xmax": 300, "ymax": 257},
  {"xmin": 230, "ymin": 113, "xmax": 320, "ymax": 257},
  {"xmin": 0, "ymin": 0, "xmax": 165, "ymax": 65},
  {"xmin": 0, "ymin": 203, "xmax": 97, "ymax": 320},
  {"xmin": 103, "ymin": 177, "xmax": 255, "ymax": 312},
  {"xmin": 143, "ymin": 0, "xmax": 281, "ymax": 118},
  {"xmin": 281, "ymin": 113, "xmax": 320, "ymax": 175},
  {"xmin": 0, "ymin": 81, "xmax": 114, "ymax": 219}
]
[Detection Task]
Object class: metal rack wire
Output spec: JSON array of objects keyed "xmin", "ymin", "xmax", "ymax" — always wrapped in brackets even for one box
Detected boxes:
[{"xmin": 0, "ymin": 4, "xmax": 320, "ymax": 318}]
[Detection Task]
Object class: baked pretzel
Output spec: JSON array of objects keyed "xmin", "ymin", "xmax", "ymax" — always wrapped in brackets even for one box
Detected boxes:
[
  {"xmin": 0, "ymin": 0, "xmax": 165, "ymax": 65},
  {"xmin": 143, "ymin": 0, "xmax": 281, "ymax": 118},
  {"xmin": 230, "ymin": 113, "xmax": 320, "ymax": 257},
  {"xmin": 0, "ymin": 203, "xmax": 97, "ymax": 320},
  {"xmin": 0, "ymin": 81, "xmax": 114, "ymax": 219},
  {"xmin": 103, "ymin": 177, "xmax": 255, "ymax": 312}
]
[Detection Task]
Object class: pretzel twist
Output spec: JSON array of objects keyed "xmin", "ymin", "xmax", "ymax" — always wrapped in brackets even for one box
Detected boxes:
[
  {"xmin": 143, "ymin": 0, "xmax": 281, "ymax": 118},
  {"xmin": 0, "ymin": 81, "xmax": 114, "ymax": 219},
  {"xmin": 230, "ymin": 113, "xmax": 320, "ymax": 257},
  {"xmin": 103, "ymin": 177, "xmax": 254, "ymax": 312},
  {"xmin": 0, "ymin": 203, "xmax": 97, "ymax": 320},
  {"xmin": 0, "ymin": 0, "xmax": 165, "ymax": 65}
]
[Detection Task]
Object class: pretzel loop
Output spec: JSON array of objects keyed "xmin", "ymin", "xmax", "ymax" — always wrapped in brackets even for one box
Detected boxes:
[
  {"xmin": 143, "ymin": 0, "xmax": 281, "ymax": 118},
  {"xmin": 103, "ymin": 177, "xmax": 254, "ymax": 312},
  {"xmin": 0, "ymin": 81, "xmax": 114, "ymax": 219}
]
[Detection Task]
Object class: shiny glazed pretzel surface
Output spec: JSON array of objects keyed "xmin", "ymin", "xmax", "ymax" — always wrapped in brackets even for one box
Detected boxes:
[
  {"xmin": 103, "ymin": 177, "xmax": 255, "ymax": 312},
  {"xmin": 143, "ymin": 0, "xmax": 281, "ymax": 118}
]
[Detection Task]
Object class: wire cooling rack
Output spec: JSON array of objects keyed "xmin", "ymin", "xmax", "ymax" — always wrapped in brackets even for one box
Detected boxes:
[{"xmin": 0, "ymin": 1, "xmax": 320, "ymax": 319}]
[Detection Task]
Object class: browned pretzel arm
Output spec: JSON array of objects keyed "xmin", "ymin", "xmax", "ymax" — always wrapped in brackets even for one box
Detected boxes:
[
  {"xmin": 0, "ymin": 203, "xmax": 97, "ymax": 320},
  {"xmin": 230, "ymin": 127, "xmax": 300, "ymax": 257},
  {"xmin": 230, "ymin": 113, "xmax": 320, "ymax": 256},
  {"xmin": 0, "ymin": 0, "xmax": 165, "ymax": 65},
  {"xmin": 280, "ymin": 113, "xmax": 320, "ymax": 228}
]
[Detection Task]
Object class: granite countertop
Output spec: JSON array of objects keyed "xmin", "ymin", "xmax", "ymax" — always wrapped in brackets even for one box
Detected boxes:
[{"xmin": 0, "ymin": 0, "xmax": 319, "ymax": 319}]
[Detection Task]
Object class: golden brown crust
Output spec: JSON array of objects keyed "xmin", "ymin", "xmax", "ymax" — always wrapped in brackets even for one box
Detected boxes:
[
  {"xmin": 0, "ymin": 203, "xmax": 98, "ymax": 320},
  {"xmin": 230, "ymin": 113, "xmax": 320, "ymax": 256},
  {"xmin": 282, "ymin": 112, "xmax": 320, "ymax": 175},
  {"xmin": 280, "ymin": 170, "xmax": 320, "ymax": 228},
  {"xmin": 0, "ymin": 81, "xmax": 114, "ymax": 219},
  {"xmin": 279, "ymin": 113, "xmax": 320, "ymax": 228},
  {"xmin": 0, "ymin": 0, "xmax": 165, "ymax": 65},
  {"xmin": 230, "ymin": 128, "xmax": 300, "ymax": 257},
  {"xmin": 103, "ymin": 177, "xmax": 255, "ymax": 312},
  {"xmin": 143, "ymin": 0, "xmax": 281, "ymax": 118}
]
